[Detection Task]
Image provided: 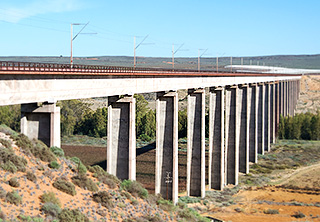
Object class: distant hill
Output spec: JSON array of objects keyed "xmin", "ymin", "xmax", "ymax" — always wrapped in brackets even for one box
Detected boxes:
[{"xmin": 1, "ymin": 54, "xmax": 320, "ymax": 70}]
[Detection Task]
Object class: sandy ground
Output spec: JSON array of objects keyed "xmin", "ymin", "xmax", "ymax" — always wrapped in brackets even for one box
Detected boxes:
[{"xmin": 204, "ymin": 164, "xmax": 320, "ymax": 222}]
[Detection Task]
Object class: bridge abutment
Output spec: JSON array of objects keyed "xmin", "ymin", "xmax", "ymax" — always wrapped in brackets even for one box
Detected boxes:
[
  {"xmin": 21, "ymin": 102, "xmax": 60, "ymax": 148},
  {"xmin": 107, "ymin": 95, "xmax": 136, "ymax": 181}
]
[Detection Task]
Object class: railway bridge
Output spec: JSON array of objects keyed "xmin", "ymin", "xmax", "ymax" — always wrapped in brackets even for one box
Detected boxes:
[{"xmin": 0, "ymin": 61, "xmax": 302, "ymax": 204}]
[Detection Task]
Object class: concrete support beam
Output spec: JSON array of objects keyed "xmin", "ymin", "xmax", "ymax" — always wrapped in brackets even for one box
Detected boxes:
[
  {"xmin": 107, "ymin": 95, "xmax": 136, "ymax": 181},
  {"xmin": 225, "ymin": 86, "xmax": 239, "ymax": 185},
  {"xmin": 21, "ymin": 102, "xmax": 60, "ymax": 148},
  {"xmin": 155, "ymin": 91, "xmax": 178, "ymax": 204},
  {"xmin": 208, "ymin": 87, "xmax": 225, "ymax": 190},
  {"xmin": 248, "ymin": 84, "xmax": 258, "ymax": 163},
  {"xmin": 238, "ymin": 85, "xmax": 249, "ymax": 174},
  {"xmin": 187, "ymin": 88, "xmax": 205, "ymax": 198},
  {"xmin": 257, "ymin": 83, "xmax": 265, "ymax": 155},
  {"xmin": 270, "ymin": 82, "xmax": 276, "ymax": 144},
  {"xmin": 264, "ymin": 83, "xmax": 270, "ymax": 152}
]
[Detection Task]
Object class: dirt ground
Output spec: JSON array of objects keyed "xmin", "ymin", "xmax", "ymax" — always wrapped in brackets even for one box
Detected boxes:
[
  {"xmin": 296, "ymin": 74, "xmax": 320, "ymax": 113},
  {"xmin": 204, "ymin": 164, "xmax": 320, "ymax": 222}
]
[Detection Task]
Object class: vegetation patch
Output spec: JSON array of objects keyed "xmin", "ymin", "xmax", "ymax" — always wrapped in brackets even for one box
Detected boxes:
[
  {"xmin": 40, "ymin": 191, "xmax": 61, "ymax": 207},
  {"xmin": 9, "ymin": 177, "xmax": 20, "ymax": 187},
  {"xmin": 26, "ymin": 171, "xmax": 37, "ymax": 183},
  {"xmin": 53, "ymin": 179, "xmax": 76, "ymax": 196},
  {"xmin": 121, "ymin": 179, "xmax": 148, "ymax": 199},
  {"xmin": 58, "ymin": 208, "xmax": 89, "ymax": 222},
  {"xmin": 0, "ymin": 147, "xmax": 27, "ymax": 172},
  {"xmin": 0, "ymin": 138, "xmax": 12, "ymax": 149},
  {"xmin": 88, "ymin": 165, "xmax": 120, "ymax": 188},
  {"xmin": 292, "ymin": 211, "xmax": 306, "ymax": 218},
  {"xmin": 71, "ymin": 175, "xmax": 98, "ymax": 192},
  {"xmin": 50, "ymin": 146, "xmax": 65, "ymax": 157},
  {"xmin": 48, "ymin": 161, "xmax": 60, "ymax": 169},
  {"xmin": 70, "ymin": 156, "xmax": 87, "ymax": 175},
  {"xmin": 41, "ymin": 202, "xmax": 61, "ymax": 218},
  {"xmin": 6, "ymin": 190, "xmax": 22, "ymax": 205},
  {"xmin": 263, "ymin": 209, "xmax": 279, "ymax": 214},
  {"xmin": 92, "ymin": 191, "xmax": 114, "ymax": 208}
]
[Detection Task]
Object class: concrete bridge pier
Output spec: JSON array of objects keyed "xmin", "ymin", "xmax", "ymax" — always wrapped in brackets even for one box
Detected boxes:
[
  {"xmin": 155, "ymin": 91, "xmax": 178, "ymax": 204},
  {"xmin": 21, "ymin": 102, "xmax": 60, "ymax": 148},
  {"xmin": 248, "ymin": 84, "xmax": 258, "ymax": 163},
  {"xmin": 107, "ymin": 95, "xmax": 136, "ymax": 181},
  {"xmin": 208, "ymin": 87, "xmax": 225, "ymax": 190},
  {"xmin": 257, "ymin": 83, "xmax": 265, "ymax": 155},
  {"xmin": 238, "ymin": 85, "xmax": 249, "ymax": 174},
  {"xmin": 187, "ymin": 88, "xmax": 205, "ymax": 198},
  {"xmin": 270, "ymin": 82, "xmax": 276, "ymax": 144},
  {"xmin": 264, "ymin": 83, "xmax": 270, "ymax": 152},
  {"xmin": 275, "ymin": 82, "xmax": 280, "ymax": 137},
  {"xmin": 225, "ymin": 85, "xmax": 239, "ymax": 185}
]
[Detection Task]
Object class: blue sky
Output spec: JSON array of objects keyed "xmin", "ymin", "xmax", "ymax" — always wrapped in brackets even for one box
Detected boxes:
[{"xmin": 0, "ymin": 0, "xmax": 319, "ymax": 58}]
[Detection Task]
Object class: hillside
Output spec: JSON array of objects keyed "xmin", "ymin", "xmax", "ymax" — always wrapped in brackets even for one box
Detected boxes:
[
  {"xmin": 2, "ymin": 54, "xmax": 320, "ymax": 70},
  {"xmin": 0, "ymin": 125, "xmax": 208, "ymax": 222}
]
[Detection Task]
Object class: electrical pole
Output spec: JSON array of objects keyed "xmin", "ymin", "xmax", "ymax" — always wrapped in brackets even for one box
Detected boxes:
[
  {"xmin": 133, "ymin": 35, "xmax": 151, "ymax": 69},
  {"xmin": 198, "ymin": 48, "xmax": 208, "ymax": 72}
]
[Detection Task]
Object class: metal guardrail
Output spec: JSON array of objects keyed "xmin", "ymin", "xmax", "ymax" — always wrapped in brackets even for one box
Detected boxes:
[{"xmin": 0, "ymin": 61, "xmax": 302, "ymax": 76}]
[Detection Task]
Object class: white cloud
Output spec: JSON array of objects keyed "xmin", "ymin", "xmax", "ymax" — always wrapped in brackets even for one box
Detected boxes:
[{"xmin": 0, "ymin": 0, "xmax": 82, "ymax": 23}]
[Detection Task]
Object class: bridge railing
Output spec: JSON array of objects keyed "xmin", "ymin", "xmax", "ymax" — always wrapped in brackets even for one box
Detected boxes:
[{"xmin": 0, "ymin": 61, "xmax": 236, "ymax": 74}]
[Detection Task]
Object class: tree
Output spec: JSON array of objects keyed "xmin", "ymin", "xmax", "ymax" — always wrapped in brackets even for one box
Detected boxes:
[{"xmin": 0, "ymin": 105, "xmax": 20, "ymax": 131}]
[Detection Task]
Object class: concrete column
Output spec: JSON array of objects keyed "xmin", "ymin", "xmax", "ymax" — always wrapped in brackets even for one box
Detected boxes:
[
  {"xmin": 279, "ymin": 81, "xmax": 284, "ymax": 117},
  {"xmin": 264, "ymin": 83, "xmax": 270, "ymax": 152},
  {"xmin": 155, "ymin": 91, "xmax": 178, "ymax": 204},
  {"xmin": 270, "ymin": 82, "xmax": 276, "ymax": 144},
  {"xmin": 248, "ymin": 84, "xmax": 258, "ymax": 163},
  {"xmin": 238, "ymin": 85, "xmax": 249, "ymax": 174},
  {"xmin": 21, "ymin": 102, "xmax": 60, "ymax": 147},
  {"xmin": 275, "ymin": 82, "xmax": 280, "ymax": 137},
  {"xmin": 208, "ymin": 87, "xmax": 225, "ymax": 190},
  {"xmin": 285, "ymin": 80, "xmax": 288, "ymax": 116},
  {"xmin": 225, "ymin": 86, "xmax": 239, "ymax": 185},
  {"xmin": 187, "ymin": 88, "xmax": 205, "ymax": 198},
  {"xmin": 257, "ymin": 83, "xmax": 265, "ymax": 155},
  {"xmin": 107, "ymin": 95, "xmax": 136, "ymax": 181}
]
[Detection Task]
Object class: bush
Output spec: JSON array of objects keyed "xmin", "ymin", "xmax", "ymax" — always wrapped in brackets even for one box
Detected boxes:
[
  {"xmin": 263, "ymin": 209, "xmax": 279, "ymax": 214},
  {"xmin": 70, "ymin": 157, "xmax": 87, "ymax": 175},
  {"xmin": 58, "ymin": 209, "xmax": 89, "ymax": 222},
  {"xmin": 0, "ymin": 211, "xmax": 6, "ymax": 221},
  {"xmin": 0, "ymin": 124, "xmax": 19, "ymax": 137},
  {"xmin": 14, "ymin": 134, "xmax": 56, "ymax": 162},
  {"xmin": 1, "ymin": 160, "xmax": 17, "ymax": 173},
  {"xmin": 0, "ymin": 138, "xmax": 12, "ymax": 149},
  {"xmin": 0, "ymin": 189, "xmax": 6, "ymax": 199},
  {"xmin": 49, "ymin": 161, "xmax": 61, "ymax": 169},
  {"xmin": 71, "ymin": 175, "xmax": 98, "ymax": 192},
  {"xmin": 26, "ymin": 171, "xmax": 37, "ymax": 183},
  {"xmin": 6, "ymin": 190, "xmax": 22, "ymax": 205},
  {"xmin": 120, "ymin": 180, "xmax": 148, "ymax": 199},
  {"xmin": 0, "ymin": 148, "xmax": 27, "ymax": 172},
  {"xmin": 53, "ymin": 179, "xmax": 76, "ymax": 196},
  {"xmin": 40, "ymin": 191, "xmax": 61, "ymax": 207},
  {"xmin": 41, "ymin": 202, "xmax": 61, "ymax": 218},
  {"xmin": 9, "ymin": 177, "xmax": 20, "ymax": 187},
  {"xmin": 157, "ymin": 198, "xmax": 176, "ymax": 212},
  {"xmin": 50, "ymin": 146, "xmax": 65, "ymax": 157},
  {"xmin": 92, "ymin": 191, "xmax": 114, "ymax": 208},
  {"xmin": 292, "ymin": 211, "xmax": 306, "ymax": 218}
]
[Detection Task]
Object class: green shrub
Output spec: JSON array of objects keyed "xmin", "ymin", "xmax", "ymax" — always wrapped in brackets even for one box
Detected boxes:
[
  {"xmin": 26, "ymin": 171, "xmax": 37, "ymax": 183},
  {"xmin": 263, "ymin": 209, "xmax": 279, "ymax": 214},
  {"xmin": 0, "ymin": 138, "xmax": 12, "ymax": 149},
  {"xmin": 41, "ymin": 202, "xmax": 61, "ymax": 218},
  {"xmin": 1, "ymin": 160, "xmax": 17, "ymax": 173},
  {"xmin": 0, "ymin": 148, "xmax": 27, "ymax": 172},
  {"xmin": 40, "ymin": 192, "xmax": 61, "ymax": 207},
  {"xmin": 97, "ymin": 174, "xmax": 119, "ymax": 189},
  {"xmin": 71, "ymin": 175, "xmax": 98, "ymax": 192},
  {"xmin": 53, "ymin": 179, "xmax": 76, "ymax": 196},
  {"xmin": 120, "ymin": 180, "xmax": 148, "ymax": 199},
  {"xmin": 70, "ymin": 157, "xmax": 87, "ymax": 175},
  {"xmin": 157, "ymin": 198, "xmax": 176, "ymax": 212},
  {"xmin": 58, "ymin": 209, "xmax": 89, "ymax": 222},
  {"xmin": 92, "ymin": 191, "xmax": 114, "ymax": 208},
  {"xmin": 6, "ymin": 190, "xmax": 22, "ymax": 205},
  {"xmin": 49, "ymin": 161, "xmax": 61, "ymax": 169},
  {"xmin": 50, "ymin": 146, "xmax": 65, "ymax": 157},
  {"xmin": 177, "ymin": 208, "xmax": 198, "ymax": 221},
  {"xmin": 0, "ymin": 211, "xmax": 6, "ymax": 221},
  {"xmin": 0, "ymin": 189, "xmax": 6, "ymax": 199},
  {"xmin": 292, "ymin": 211, "xmax": 306, "ymax": 218},
  {"xmin": 9, "ymin": 177, "xmax": 20, "ymax": 187},
  {"xmin": 14, "ymin": 134, "xmax": 56, "ymax": 162},
  {"xmin": 0, "ymin": 124, "xmax": 18, "ymax": 137}
]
